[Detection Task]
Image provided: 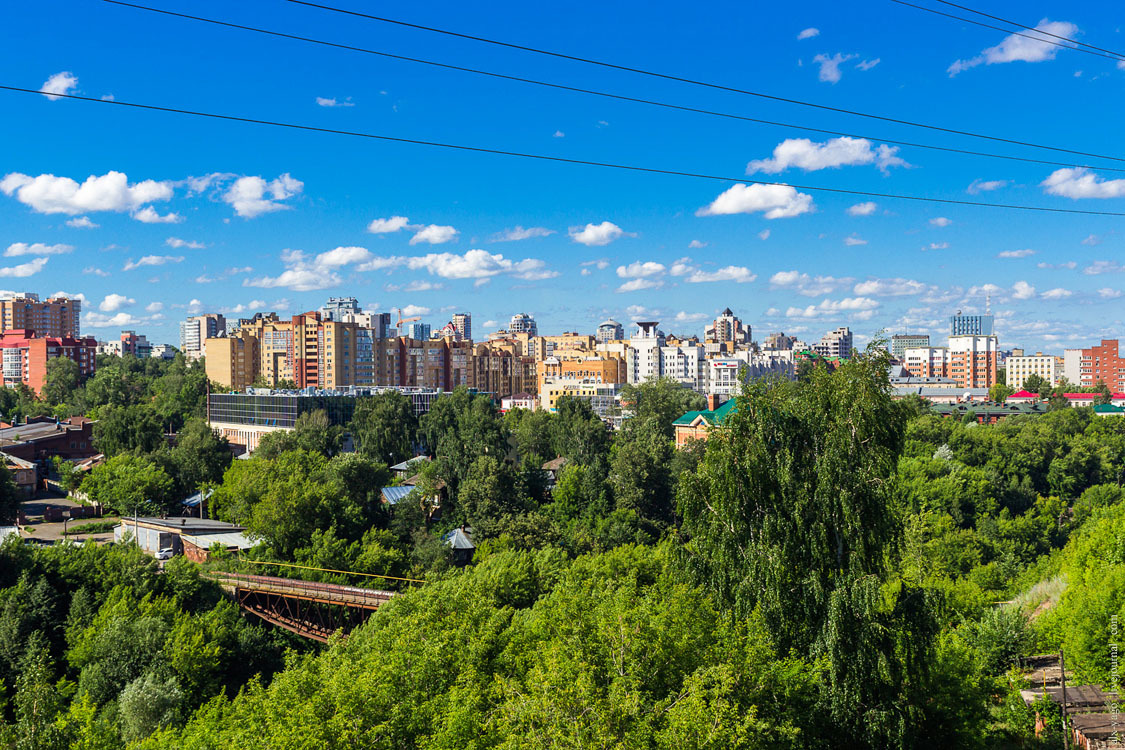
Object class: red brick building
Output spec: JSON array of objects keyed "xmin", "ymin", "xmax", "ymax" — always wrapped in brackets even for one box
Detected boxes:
[
  {"xmin": 0, "ymin": 330, "xmax": 97, "ymax": 393},
  {"xmin": 1078, "ymin": 340, "xmax": 1125, "ymax": 392}
]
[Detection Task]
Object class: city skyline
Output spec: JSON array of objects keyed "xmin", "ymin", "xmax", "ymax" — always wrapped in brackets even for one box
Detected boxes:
[{"xmin": 3, "ymin": 1, "xmax": 1124, "ymax": 351}]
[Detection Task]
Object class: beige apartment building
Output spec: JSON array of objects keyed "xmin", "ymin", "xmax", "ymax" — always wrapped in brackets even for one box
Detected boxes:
[
  {"xmin": 0, "ymin": 294, "xmax": 82, "ymax": 338},
  {"xmin": 1006, "ymin": 353, "xmax": 1062, "ymax": 390}
]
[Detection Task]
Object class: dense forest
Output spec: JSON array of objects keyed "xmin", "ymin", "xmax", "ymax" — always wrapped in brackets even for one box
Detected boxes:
[{"xmin": 0, "ymin": 347, "xmax": 1122, "ymax": 748}]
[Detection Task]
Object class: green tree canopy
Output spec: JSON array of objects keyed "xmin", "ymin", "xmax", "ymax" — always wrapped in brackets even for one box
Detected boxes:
[{"xmin": 349, "ymin": 391, "xmax": 418, "ymax": 466}]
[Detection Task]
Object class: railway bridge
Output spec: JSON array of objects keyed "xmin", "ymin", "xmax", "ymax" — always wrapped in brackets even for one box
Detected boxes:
[{"xmin": 206, "ymin": 569, "xmax": 400, "ymax": 642}]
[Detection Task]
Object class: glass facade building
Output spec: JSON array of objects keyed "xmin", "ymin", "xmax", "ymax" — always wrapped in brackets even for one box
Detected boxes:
[{"xmin": 208, "ymin": 387, "xmax": 455, "ymax": 429}]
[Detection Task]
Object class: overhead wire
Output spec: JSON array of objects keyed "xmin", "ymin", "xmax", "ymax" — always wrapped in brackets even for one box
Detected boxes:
[
  {"xmin": 3, "ymin": 84, "xmax": 1124, "ymax": 217},
  {"xmin": 98, "ymin": 0, "xmax": 1125, "ymax": 174},
  {"xmin": 888, "ymin": 0, "xmax": 1125, "ymax": 65},
  {"xmin": 930, "ymin": 0, "xmax": 1125, "ymax": 60},
  {"xmin": 271, "ymin": 0, "xmax": 1125, "ymax": 164}
]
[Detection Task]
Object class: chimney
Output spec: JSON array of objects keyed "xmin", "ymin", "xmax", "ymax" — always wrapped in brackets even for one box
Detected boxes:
[{"xmin": 706, "ymin": 393, "xmax": 725, "ymax": 411}]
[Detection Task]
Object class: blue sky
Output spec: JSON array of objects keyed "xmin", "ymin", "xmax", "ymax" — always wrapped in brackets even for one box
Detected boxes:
[{"xmin": 2, "ymin": 0, "xmax": 1124, "ymax": 351}]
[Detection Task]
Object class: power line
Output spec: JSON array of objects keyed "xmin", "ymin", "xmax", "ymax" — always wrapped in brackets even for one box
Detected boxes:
[
  {"xmin": 931, "ymin": 0, "xmax": 1125, "ymax": 60},
  {"xmin": 889, "ymin": 0, "xmax": 1125, "ymax": 64},
  {"xmin": 278, "ymin": 0, "xmax": 1125, "ymax": 164},
  {"xmin": 3, "ymin": 84, "xmax": 1123, "ymax": 217},
  {"xmin": 99, "ymin": 0, "xmax": 1125, "ymax": 174}
]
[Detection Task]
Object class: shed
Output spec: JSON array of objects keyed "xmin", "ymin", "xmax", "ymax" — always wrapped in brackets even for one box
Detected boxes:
[
  {"xmin": 380, "ymin": 485, "xmax": 417, "ymax": 506},
  {"xmin": 442, "ymin": 526, "xmax": 475, "ymax": 567},
  {"xmin": 390, "ymin": 455, "xmax": 430, "ymax": 479},
  {"xmin": 180, "ymin": 531, "xmax": 257, "ymax": 563}
]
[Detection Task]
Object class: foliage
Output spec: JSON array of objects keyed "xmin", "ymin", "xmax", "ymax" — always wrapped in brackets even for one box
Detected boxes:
[
  {"xmin": 80, "ymin": 455, "xmax": 175, "ymax": 516},
  {"xmin": 350, "ymin": 391, "xmax": 418, "ymax": 467}
]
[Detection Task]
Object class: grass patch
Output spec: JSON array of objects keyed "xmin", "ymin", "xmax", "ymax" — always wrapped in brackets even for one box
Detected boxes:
[{"xmin": 62, "ymin": 520, "xmax": 119, "ymax": 535}]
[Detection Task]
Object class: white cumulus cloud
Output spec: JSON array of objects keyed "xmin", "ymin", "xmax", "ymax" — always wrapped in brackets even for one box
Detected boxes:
[
  {"xmin": 1040, "ymin": 287, "xmax": 1073, "ymax": 299},
  {"xmin": 123, "ymin": 255, "xmax": 183, "ymax": 271},
  {"xmin": 1011, "ymin": 281, "xmax": 1036, "ymax": 300},
  {"xmin": 949, "ymin": 20, "xmax": 1080, "ymax": 76},
  {"xmin": 998, "ymin": 249, "xmax": 1036, "ymax": 258},
  {"xmin": 491, "ymin": 226, "xmax": 554, "ymax": 242},
  {"xmin": 0, "ymin": 171, "xmax": 173, "ymax": 216},
  {"xmin": 99, "ymin": 293, "xmax": 135, "ymax": 312},
  {"xmin": 409, "ymin": 224, "xmax": 458, "ymax": 245},
  {"xmin": 4, "ymin": 243, "xmax": 72, "ymax": 257},
  {"xmin": 1042, "ymin": 168, "xmax": 1125, "ymax": 199},
  {"xmin": 797, "ymin": 27, "xmax": 819, "ymax": 40},
  {"xmin": 844, "ymin": 234, "xmax": 867, "ymax": 246},
  {"xmin": 0, "ymin": 258, "xmax": 49, "ymax": 278},
  {"xmin": 929, "ymin": 217, "xmax": 952, "ymax": 227},
  {"xmin": 569, "ymin": 221, "xmax": 635, "ymax": 246},
  {"xmin": 132, "ymin": 206, "xmax": 183, "ymax": 224},
  {"xmin": 813, "ymin": 53, "xmax": 857, "ymax": 83},
  {"xmin": 616, "ymin": 278, "xmax": 664, "ymax": 293},
  {"xmin": 685, "ymin": 266, "xmax": 755, "ymax": 284},
  {"xmin": 316, "ymin": 97, "xmax": 354, "ymax": 107},
  {"xmin": 166, "ymin": 237, "xmax": 205, "ymax": 249},
  {"xmin": 968, "ymin": 179, "xmax": 1008, "ymax": 194},
  {"xmin": 367, "ymin": 216, "xmax": 411, "ymax": 234},
  {"xmin": 697, "ymin": 183, "xmax": 814, "ymax": 219},
  {"xmin": 617, "ymin": 261, "xmax": 666, "ymax": 278},
  {"xmin": 770, "ymin": 271, "xmax": 853, "ymax": 296},
  {"xmin": 748, "ymin": 137, "xmax": 905, "ymax": 175},
  {"xmin": 224, "ymin": 174, "xmax": 303, "ymax": 218},
  {"xmin": 847, "ymin": 201, "xmax": 877, "ymax": 216},
  {"xmin": 852, "ymin": 278, "xmax": 929, "ymax": 297},
  {"xmin": 786, "ymin": 297, "xmax": 879, "ymax": 318},
  {"xmin": 41, "ymin": 72, "xmax": 77, "ymax": 101},
  {"xmin": 66, "ymin": 216, "xmax": 99, "ymax": 229}
]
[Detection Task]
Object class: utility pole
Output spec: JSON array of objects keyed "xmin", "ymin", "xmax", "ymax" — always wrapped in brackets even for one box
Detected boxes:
[{"xmin": 1060, "ymin": 650, "xmax": 1069, "ymax": 750}]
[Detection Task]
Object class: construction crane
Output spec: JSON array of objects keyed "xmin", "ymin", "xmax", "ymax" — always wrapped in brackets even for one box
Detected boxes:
[{"xmin": 394, "ymin": 307, "xmax": 421, "ymax": 333}]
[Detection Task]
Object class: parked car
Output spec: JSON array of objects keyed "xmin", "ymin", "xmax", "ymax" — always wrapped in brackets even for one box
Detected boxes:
[{"xmin": 155, "ymin": 548, "xmax": 174, "ymax": 560}]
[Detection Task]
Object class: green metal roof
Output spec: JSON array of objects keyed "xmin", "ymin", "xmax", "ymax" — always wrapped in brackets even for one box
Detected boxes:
[
  {"xmin": 1093, "ymin": 403, "xmax": 1124, "ymax": 414},
  {"xmin": 673, "ymin": 398, "xmax": 738, "ymax": 426}
]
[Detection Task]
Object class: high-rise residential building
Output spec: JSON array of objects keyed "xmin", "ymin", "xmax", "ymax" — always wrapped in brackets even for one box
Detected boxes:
[
  {"xmin": 1077, "ymin": 340, "xmax": 1125, "ymax": 391},
  {"xmin": 890, "ymin": 334, "xmax": 930, "ymax": 361},
  {"xmin": 509, "ymin": 312, "xmax": 538, "ymax": 336},
  {"xmin": 762, "ymin": 332, "xmax": 797, "ymax": 351},
  {"xmin": 205, "ymin": 328, "xmax": 260, "ymax": 390},
  {"xmin": 902, "ymin": 347, "xmax": 949, "ymax": 379},
  {"xmin": 288, "ymin": 312, "xmax": 362, "ymax": 390},
  {"xmin": 403, "ymin": 322, "xmax": 431, "ymax": 341},
  {"xmin": 0, "ymin": 330, "xmax": 97, "ymax": 394},
  {"xmin": 950, "ymin": 310, "xmax": 994, "ymax": 336},
  {"xmin": 596, "ymin": 319, "xmax": 624, "ymax": 343},
  {"xmin": 0, "ymin": 293, "xmax": 82, "ymax": 338},
  {"xmin": 452, "ymin": 312, "xmax": 471, "ymax": 342},
  {"xmin": 948, "ymin": 335, "xmax": 999, "ymax": 389},
  {"xmin": 473, "ymin": 341, "xmax": 535, "ymax": 397},
  {"xmin": 705, "ymin": 308, "xmax": 750, "ymax": 346},
  {"xmin": 625, "ymin": 321, "xmax": 705, "ymax": 390},
  {"xmin": 320, "ymin": 296, "xmax": 361, "ymax": 322},
  {"xmin": 1006, "ymin": 353, "xmax": 1063, "ymax": 390},
  {"xmin": 180, "ymin": 314, "xmax": 226, "ymax": 361},
  {"xmin": 119, "ymin": 331, "xmax": 152, "ymax": 358},
  {"xmin": 814, "ymin": 327, "xmax": 853, "ymax": 359},
  {"xmin": 1063, "ymin": 348, "xmax": 1083, "ymax": 386}
]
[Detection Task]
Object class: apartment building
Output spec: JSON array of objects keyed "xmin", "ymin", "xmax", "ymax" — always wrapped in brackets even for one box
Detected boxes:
[
  {"xmin": 903, "ymin": 347, "xmax": 950, "ymax": 379},
  {"xmin": 473, "ymin": 342, "xmax": 536, "ymax": 397},
  {"xmin": 509, "ymin": 312, "xmax": 538, "ymax": 336},
  {"xmin": 0, "ymin": 330, "xmax": 97, "ymax": 393},
  {"xmin": 452, "ymin": 312, "xmax": 471, "ymax": 341},
  {"xmin": 704, "ymin": 308, "xmax": 750, "ymax": 347},
  {"xmin": 890, "ymin": 334, "xmax": 930, "ymax": 361},
  {"xmin": 1077, "ymin": 339, "xmax": 1125, "ymax": 391},
  {"xmin": 180, "ymin": 314, "xmax": 226, "ymax": 361},
  {"xmin": 814, "ymin": 327, "xmax": 853, "ymax": 359},
  {"xmin": 119, "ymin": 330, "xmax": 152, "ymax": 358},
  {"xmin": 0, "ymin": 294, "xmax": 81, "ymax": 338},
  {"xmin": 204, "ymin": 328, "xmax": 260, "ymax": 390},
  {"xmin": 1006, "ymin": 353, "xmax": 1062, "ymax": 390},
  {"xmin": 949, "ymin": 335, "xmax": 999, "ymax": 389}
]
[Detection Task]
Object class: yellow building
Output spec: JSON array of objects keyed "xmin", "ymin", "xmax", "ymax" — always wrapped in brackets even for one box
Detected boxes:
[
  {"xmin": 204, "ymin": 328, "xmax": 260, "ymax": 389},
  {"xmin": 536, "ymin": 356, "xmax": 626, "ymax": 394}
]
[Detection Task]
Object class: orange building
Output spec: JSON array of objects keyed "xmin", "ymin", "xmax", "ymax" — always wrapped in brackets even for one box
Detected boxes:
[{"xmin": 0, "ymin": 294, "xmax": 81, "ymax": 338}]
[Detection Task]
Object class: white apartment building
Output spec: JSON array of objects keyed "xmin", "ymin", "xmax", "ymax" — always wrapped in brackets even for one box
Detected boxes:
[
  {"xmin": 814, "ymin": 327, "xmax": 853, "ymax": 359},
  {"xmin": 1006, "ymin": 353, "xmax": 1062, "ymax": 390},
  {"xmin": 626, "ymin": 321, "xmax": 705, "ymax": 390},
  {"xmin": 704, "ymin": 350, "xmax": 796, "ymax": 397},
  {"xmin": 1063, "ymin": 348, "xmax": 1083, "ymax": 386},
  {"xmin": 180, "ymin": 314, "xmax": 226, "ymax": 361}
]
